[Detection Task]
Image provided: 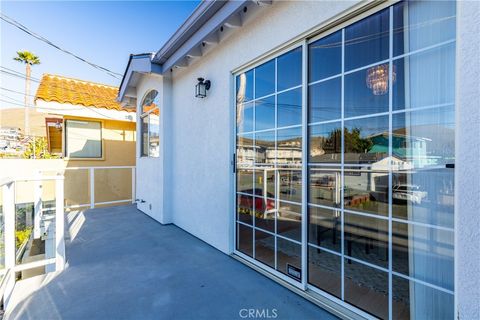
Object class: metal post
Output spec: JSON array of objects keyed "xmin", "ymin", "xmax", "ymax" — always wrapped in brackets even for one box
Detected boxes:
[
  {"xmin": 89, "ymin": 168, "xmax": 95, "ymax": 209},
  {"xmin": 3, "ymin": 182, "xmax": 16, "ymax": 306},
  {"xmin": 33, "ymin": 171, "xmax": 42, "ymax": 239},
  {"xmin": 131, "ymin": 167, "xmax": 135, "ymax": 204},
  {"xmin": 55, "ymin": 176, "xmax": 65, "ymax": 271}
]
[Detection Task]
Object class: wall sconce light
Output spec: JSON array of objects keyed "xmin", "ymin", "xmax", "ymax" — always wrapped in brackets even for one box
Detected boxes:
[{"xmin": 195, "ymin": 77, "xmax": 211, "ymax": 98}]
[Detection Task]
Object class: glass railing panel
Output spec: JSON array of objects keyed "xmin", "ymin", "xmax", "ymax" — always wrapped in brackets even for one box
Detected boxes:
[{"xmin": 94, "ymin": 168, "xmax": 132, "ymax": 205}]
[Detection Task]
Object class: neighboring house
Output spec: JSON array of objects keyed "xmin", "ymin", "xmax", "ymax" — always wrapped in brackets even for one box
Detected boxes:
[
  {"xmin": 116, "ymin": 1, "xmax": 478, "ymax": 320},
  {"xmin": 35, "ymin": 74, "xmax": 136, "ymax": 166},
  {"xmin": 30, "ymin": 74, "xmax": 137, "ymax": 209}
]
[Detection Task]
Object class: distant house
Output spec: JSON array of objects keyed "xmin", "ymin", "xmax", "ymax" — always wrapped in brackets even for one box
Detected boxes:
[{"xmin": 34, "ymin": 74, "xmax": 136, "ymax": 166}]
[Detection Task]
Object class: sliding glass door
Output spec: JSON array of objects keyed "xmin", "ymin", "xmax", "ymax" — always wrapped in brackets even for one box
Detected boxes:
[
  {"xmin": 235, "ymin": 46, "xmax": 304, "ymax": 284},
  {"xmin": 235, "ymin": 1, "xmax": 456, "ymax": 319}
]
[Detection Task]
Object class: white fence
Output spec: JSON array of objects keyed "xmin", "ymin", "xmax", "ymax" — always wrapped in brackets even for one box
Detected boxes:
[
  {"xmin": 63, "ymin": 166, "xmax": 136, "ymax": 209},
  {"xmin": 0, "ymin": 174, "xmax": 65, "ymax": 309}
]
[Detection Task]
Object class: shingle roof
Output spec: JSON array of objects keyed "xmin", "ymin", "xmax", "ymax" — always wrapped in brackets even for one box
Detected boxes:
[{"xmin": 35, "ymin": 74, "xmax": 134, "ymax": 112}]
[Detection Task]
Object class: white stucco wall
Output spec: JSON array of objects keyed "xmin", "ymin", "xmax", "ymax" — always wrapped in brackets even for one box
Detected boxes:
[
  {"xmin": 166, "ymin": 0, "xmax": 360, "ymax": 253},
  {"xmin": 131, "ymin": 0, "xmax": 479, "ymax": 316},
  {"xmin": 455, "ymin": 1, "xmax": 480, "ymax": 319},
  {"xmin": 135, "ymin": 75, "xmax": 166, "ymax": 223}
]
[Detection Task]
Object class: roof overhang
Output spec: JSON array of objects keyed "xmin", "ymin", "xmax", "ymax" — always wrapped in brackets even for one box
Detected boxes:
[
  {"xmin": 117, "ymin": 53, "xmax": 162, "ymax": 104},
  {"xmin": 36, "ymin": 100, "xmax": 136, "ymax": 123},
  {"xmin": 117, "ymin": 0, "xmax": 272, "ymax": 104}
]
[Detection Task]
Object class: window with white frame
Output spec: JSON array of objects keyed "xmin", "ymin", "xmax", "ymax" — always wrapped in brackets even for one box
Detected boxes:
[
  {"xmin": 235, "ymin": 1, "xmax": 456, "ymax": 319},
  {"xmin": 140, "ymin": 90, "xmax": 160, "ymax": 157},
  {"xmin": 65, "ymin": 119, "xmax": 102, "ymax": 158}
]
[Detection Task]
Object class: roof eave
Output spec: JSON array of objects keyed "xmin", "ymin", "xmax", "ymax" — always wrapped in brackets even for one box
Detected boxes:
[{"xmin": 117, "ymin": 53, "xmax": 162, "ymax": 103}]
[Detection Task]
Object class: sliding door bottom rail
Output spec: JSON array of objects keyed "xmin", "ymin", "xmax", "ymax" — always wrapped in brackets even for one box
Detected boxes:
[{"xmin": 231, "ymin": 253, "xmax": 372, "ymax": 320}]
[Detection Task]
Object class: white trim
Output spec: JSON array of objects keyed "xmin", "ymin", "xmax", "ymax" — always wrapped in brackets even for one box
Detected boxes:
[
  {"xmin": 35, "ymin": 100, "xmax": 135, "ymax": 123},
  {"xmin": 13, "ymin": 259, "xmax": 56, "ymax": 272},
  {"xmin": 94, "ymin": 199, "xmax": 133, "ymax": 206},
  {"xmin": 89, "ymin": 168, "xmax": 95, "ymax": 209}
]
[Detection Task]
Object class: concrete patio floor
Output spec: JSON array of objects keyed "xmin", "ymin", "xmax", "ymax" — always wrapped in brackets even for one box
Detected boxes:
[{"xmin": 8, "ymin": 205, "xmax": 338, "ymax": 320}]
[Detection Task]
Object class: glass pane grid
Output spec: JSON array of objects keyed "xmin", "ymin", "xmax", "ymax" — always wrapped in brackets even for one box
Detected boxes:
[
  {"xmin": 305, "ymin": 2, "xmax": 455, "ymax": 319},
  {"xmin": 236, "ymin": 2, "xmax": 456, "ymax": 319}
]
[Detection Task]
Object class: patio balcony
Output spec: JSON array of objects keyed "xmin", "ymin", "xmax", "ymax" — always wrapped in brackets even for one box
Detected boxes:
[
  {"xmin": 0, "ymin": 166, "xmax": 135, "ymax": 315},
  {"xmin": 4, "ymin": 205, "xmax": 337, "ymax": 319},
  {"xmin": 0, "ymin": 169, "xmax": 337, "ymax": 319}
]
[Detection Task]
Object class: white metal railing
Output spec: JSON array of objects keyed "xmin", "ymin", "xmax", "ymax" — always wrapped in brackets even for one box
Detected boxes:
[
  {"xmin": 63, "ymin": 166, "xmax": 135, "ymax": 209},
  {"xmin": 0, "ymin": 174, "xmax": 65, "ymax": 310}
]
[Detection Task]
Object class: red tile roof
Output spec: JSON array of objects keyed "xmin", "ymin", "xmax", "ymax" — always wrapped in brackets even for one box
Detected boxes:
[{"xmin": 35, "ymin": 74, "xmax": 134, "ymax": 112}]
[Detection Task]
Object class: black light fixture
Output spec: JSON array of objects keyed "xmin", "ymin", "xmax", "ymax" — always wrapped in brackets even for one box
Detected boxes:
[{"xmin": 195, "ymin": 77, "xmax": 211, "ymax": 98}]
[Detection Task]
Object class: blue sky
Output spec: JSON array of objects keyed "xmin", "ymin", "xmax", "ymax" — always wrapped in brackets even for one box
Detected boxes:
[{"xmin": 0, "ymin": 0, "xmax": 199, "ymax": 109}]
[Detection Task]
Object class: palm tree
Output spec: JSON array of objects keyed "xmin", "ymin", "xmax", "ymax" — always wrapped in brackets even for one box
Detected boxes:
[{"xmin": 13, "ymin": 51, "xmax": 40, "ymax": 137}]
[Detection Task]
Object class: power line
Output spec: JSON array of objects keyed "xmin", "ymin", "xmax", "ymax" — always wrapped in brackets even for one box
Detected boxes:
[
  {"xmin": 0, "ymin": 86, "xmax": 36, "ymax": 97},
  {"xmin": 0, "ymin": 12, "xmax": 123, "ymax": 79},
  {"xmin": 0, "ymin": 93, "xmax": 26, "ymax": 105},
  {"xmin": 0, "ymin": 66, "xmax": 41, "ymax": 81},
  {"xmin": 0, "ymin": 98, "xmax": 29, "ymax": 107}
]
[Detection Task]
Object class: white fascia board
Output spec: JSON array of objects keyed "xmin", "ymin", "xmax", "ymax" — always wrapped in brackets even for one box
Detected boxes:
[
  {"xmin": 118, "ymin": 54, "xmax": 162, "ymax": 102},
  {"xmin": 35, "ymin": 100, "xmax": 136, "ymax": 123},
  {"xmin": 159, "ymin": 0, "xmax": 249, "ymax": 72}
]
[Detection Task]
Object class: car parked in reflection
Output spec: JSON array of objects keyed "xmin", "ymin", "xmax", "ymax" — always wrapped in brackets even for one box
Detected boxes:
[
  {"xmin": 238, "ymin": 188, "xmax": 275, "ymax": 218},
  {"xmin": 392, "ymin": 184, "xmax": 427, "ymax": 204}
]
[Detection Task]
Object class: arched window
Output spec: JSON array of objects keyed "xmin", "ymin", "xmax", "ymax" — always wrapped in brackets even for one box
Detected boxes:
[{"xmin": 140, "ymin": 90, "xmax": 160, "ymax": 157}]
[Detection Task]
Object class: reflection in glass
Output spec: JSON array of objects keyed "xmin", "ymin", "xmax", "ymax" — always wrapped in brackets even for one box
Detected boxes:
[
  {"xmin": 237, "ymin": 134, "xmax": 254, "ymax": 164},
  {"xmin": 392, "ymin": 221, "xmax": 454, "ymax": 290},
  {"xmin": 393, "ymin": 44, "xmax": 455, "ymax": 111},
  {"xmin": 277, "ymin": 238, "xmax": 301, "ymax": 281},
  {"xmin": 255, "ymin": 131, "xmax": 275, "ymax": 164},
  {"xmin": 344, "ymin": 213, "xmax": 388, "ymax": 268},
  {"xmin": 309, "ymin": 77, "xmax": 341, "ymax": 123},
  {"xmin": 237, "ymin": 223, "xmax": 253, "ymax": 257},
  {"xmin": 308, "ymin": 168, "xmax": 341, "ymax": 208},
  {"xmin": 255, "ymin": 196, "xmax": 275, "ymax": 233},
  {"xmin": 344, "ymin": 65, "xmax": 389, "ymax": 118},
  {"xmin": 255, "ymin": 60, "xmax": 275, "ymax": 98},
  {"xmin": 148, "ymin": 113, "xmax": 160, "ymax": 157},
  {"xmin": 255, "ymin": 230, "xmax": 275, "ymax": 269},
  {"xmin": 344, "ymin": 115, "xmax": 389, "ymax": 164},
  {"xmin": 309, "ymin": 246, "xmax": 341, "ymax": 298},
  {"xmin": 344, "ymin": 168, "xmax": 389, "ymax": 216},
  {"xmin": 277, "ymin": 202, "xmax": 301, "ymax": 242},
  {"xmin": 392, "ymin": 105, "xmax": 454, "ymax": 168},
  {"xmin": 308, "ymin": 206, "xmax": 340, "ymax": 253},
  {"xmin": 237, "ymin": 193, "xmax": 253, "ymax": 225},
  {"xmin": 277, "ymin": 127, "xmax": 302, "ymax": 165},
  {"xmin": 344, "ymin": 260, "xmax": 388, "ymax": 320},
  {"xmin": 277, "ymin": 47, "xmax": 302, "ymax": 91},
  {"xmin": 141, "ymin": 115, "xmax": 148, "ymax": 157},
  {"xmin": 392, "ymin": 169, "xmax": 454, "ymax": 228},
  {"xmin": 309, "ymin": 122, "xmax": 341, "ymax": 163},
  {"xmin": 393, "ymin": 0, "xmax": 456, "ymax": 57},
  {"xmin": 141, "ymin": 89, "xmax": 158, "ymax": 113},
  {"xmin": 278, "ymin": 169, "xmax": 302, "ymax": 203},
  {"xmin": 237, "ymin": 170, "xmax": 253, "ymax": 194},
  {"xmin": 255, "ymin": 96, "xmax": 275, "ymax": 131},
  {"xmin": 392, "ymin": 275, "xmax": 454, "ymax": 320},
  {"xmin": 254, "ymin": 168, "xmax": 275, "ymax": 198},
  {"xmin": 278, "ymin": 88, "xmax": 302, "ymax": 128},
  {"xmin": 345, "ymin": 8, "xmax": 389, "ymax": 71},
  {"xmin": 236, "ymin": 70, "xmax": 253, "ymax": 103},
  {"xmin": 237, "ymin": 101, "xmax": 254, "ymax": 133},
  {"xmin": 309, "ymin": 31, "xmax": 342, "ymax": 82}
]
